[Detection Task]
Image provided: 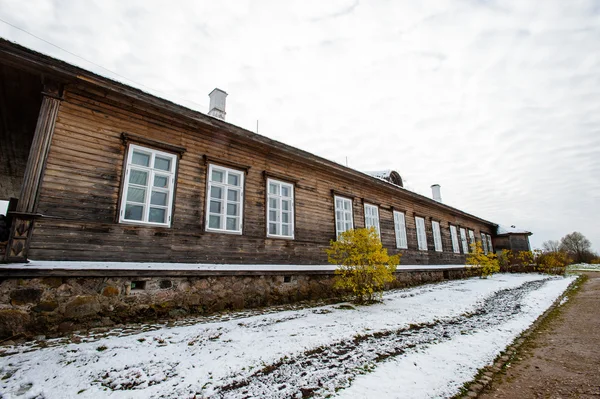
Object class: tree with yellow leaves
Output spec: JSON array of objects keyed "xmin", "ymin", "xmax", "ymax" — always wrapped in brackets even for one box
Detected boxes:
[{"xmin": 326, "ymin": 227, "xmax": 400, "ymax": 303}]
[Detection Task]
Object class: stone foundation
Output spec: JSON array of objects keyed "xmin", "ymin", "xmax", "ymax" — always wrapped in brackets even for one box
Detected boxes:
[{"xmin": 0, "ymin": 268, "xmax": 468, "ymax": 339}]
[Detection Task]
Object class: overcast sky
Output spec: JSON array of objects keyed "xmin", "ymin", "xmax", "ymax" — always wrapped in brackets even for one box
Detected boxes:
[{"xmin": 1, "ymin": 0, "xmax": 599, "ymax": 251}]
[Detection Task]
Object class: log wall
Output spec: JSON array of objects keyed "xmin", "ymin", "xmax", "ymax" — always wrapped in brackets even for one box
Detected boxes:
[{"xmin": 29, "ymin": 84, "xmax": 496, "ymax": 264}]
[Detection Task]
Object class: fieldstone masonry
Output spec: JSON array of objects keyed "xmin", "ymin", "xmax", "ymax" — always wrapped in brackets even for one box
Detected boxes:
[{"xmin": 0, "ymin": 268, "xmax": 468, "ymax": 339}]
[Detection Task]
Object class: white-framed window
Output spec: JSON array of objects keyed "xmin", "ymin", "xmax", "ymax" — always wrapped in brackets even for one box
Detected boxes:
[
  {"xmin": 267, "ymin": 179, "xmax": 294, "ymax": 239},
  {"xmin": 393, "ymin": 211, "xmax": 408, "ymax": 249},
  {"xmin": 481, "ymin": 232, "xmax": 489, "ymax": 254},
  {"xmin": 415, "ymin": 216, "xmax": 428, "ymax": 251},
  {"xmin": 119, "ymin": 144, "xmax": 177, "ymax": 227},
  {"xmin": 468, "ymin": 230, "xmax": 476, "ymax": 252},
  {"xmin": 206, "ymin": 164, "xmax": 244, "ymax": 234},
  {"xmin": 432, "ymin": 220, "xmax": 443, "ymax": 252},
  {"xmin": 450, "ymin": 225, "xmax": 460, "ymax": 254},
  {"xmin": 486, "ymin": 234, "xmax": 494, "ymax": 254},
  {"xmin": 460, "ymin": 228, "xmax": 469, "ymax": 254},
  {"xmin": 364, "ymin": 203, "xmax": 380, "ymax": 238},
  {"xmin": 334, "ymin": 196, "xmax": 354, "ymax": 238}
]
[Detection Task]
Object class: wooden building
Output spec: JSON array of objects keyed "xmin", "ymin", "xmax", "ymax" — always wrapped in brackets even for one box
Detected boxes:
[{"xmin": 0, "ymin": 39, "xmax": 528, "ymax": 266}]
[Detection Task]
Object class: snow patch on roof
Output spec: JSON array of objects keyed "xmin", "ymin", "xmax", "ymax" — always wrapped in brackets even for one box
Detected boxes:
[
  {"xmin": 364, "ymin": 170, "xmax": 393, "ymax": 180},
  {"xmin": 497, "ymin": 225, "xmax": 531, "ymax": 235}
]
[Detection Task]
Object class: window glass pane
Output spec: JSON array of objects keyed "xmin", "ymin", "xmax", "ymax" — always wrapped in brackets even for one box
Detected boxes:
[
  {"xmin": 281, "ymin": 186, "xmax": 290, "ymax": 197},
  {"xmin": 211, "ymin": 169, "xmax": 224, "ymax": 183},
  {"xmin": 132, "ymin": 151, "xmax": 150, "ymax": 167},
  {"xmin": 269, "ymin": 210, "xmax": 277, "ymax": 222},
  {"xmin": 228, "ymin": 173, "xmax": 240, "ymax": 186},
  {"xmin": 269, "ymin": 183, "xmax": 279, "ymax": 195},
  {"xmin": 209, "ymin": 215, "xmax": 220, "ymax": 229},
  {"xmin": 344, "ymin": 201, "xmax": 351, "ymax": 211},
  {"xmin": 209, "ymin": 200, "xmax": 221, "ymax": 213},
  {"xmin": 227, "ymin": 189, "xmax": 239, "ymax": 202},
  {"xmin": 210, "ymin": 186, "xmax": 223, "ymax": 199},
  {"xmin": 154, "ymin": 156, "xmax": 171, "ymax": 171},
  {"xmin": 129, "ymin": 170, "xmax": 148, "ymax": 186},
  {"xmin": 282, "ymin": 200, "xmax": 290, "ymax": 211},
  {"xmin": 269, "ymin": 198, "xmax": 278, "ymax": 210},
  {"xmin": 269, "ymin": 223, "xmax": 278, "ymax": 235},
  {"xmin": 282, "ymin": 224, "xmax": 289, "ymax": 236},
  {"xmin": 150, "ymin": 191, "xmax": 167, "ymax": 206},
  {"xmin": 226, "ymin": 217, "xmax": 237, "ymax": 231},
  {"xmin": 149, "ymin": 207, "xmax": 166, "ymax": 223},
  {"xmin": 154, "ymin": 175, "xmax": 169, "ymax": 188},
  {"xmin": 282, "ymin": 212, "xmax": 290, "ymax": 223},
  {"xmin": 126, "ymin": 187, "xmax": 145, "ymax": 203},
  {"xmin": 125, "ymin": 204, "xmax": 143, "ymax": 221},
  {"xmin": 227, "ymin": 203, "xmax": 238, "ymax": 216}
]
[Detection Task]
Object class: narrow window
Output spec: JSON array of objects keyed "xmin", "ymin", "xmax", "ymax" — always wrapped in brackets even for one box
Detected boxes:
[
  {"xmin": 267, "ymin": 179, "xmax": 294, "ymax": 239},
  {"xmin": 415, "ymin": 216, "xmax": 427, "ymax": 251},
  {"xmin": 487, "ymin": 234, "xmax": 494, "ymax": 254},
  {"xmin": 432, "ymin": 220, "xmax": 443, "ymax": 252},
  {"xmin": 206, "ymin": 164, "xmax": 244, "ymax": 234},
  {"xmin": 334, "ymin": 196, "xmax": 353, "ymax": 238},
  {"xmin": 450, "ymin": 225, "xmax": 460, "ymax": 254},
  {"xmin": 119, "ymin": 144, "xmax": 177, "ymax": 227},
  {"xmin": 468, "ymin": 230, "xmax": 476, "ymax": 252},
  {"xmin": 481, "ymin": 232, "xmax": 489, "ymax": 254},
  {"xmin": 460, "ymin": 228, "xmax": 469, "ymax": 254},
  {"xmin": 393, "ymin": 211, "xmax": 408, "ymax": 249},
  {"xmin": 364, "ymin": 204, "xmax": 380, "ymax": 238}
]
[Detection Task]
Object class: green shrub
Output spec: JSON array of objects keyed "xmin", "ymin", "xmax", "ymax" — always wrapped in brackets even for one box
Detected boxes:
[
  {"xmin": 466, "ymin": 242, "xmax": 500, "ymax": 278},
  {"xmin": 326, "ymin": 227, "xmax": 400, "ymax": 304}
]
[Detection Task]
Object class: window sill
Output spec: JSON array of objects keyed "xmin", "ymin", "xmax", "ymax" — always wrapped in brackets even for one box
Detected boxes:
[
  {"xmin": 205, "ymin": 228, "xmax": 243, "ymax": 235},
  {"xmin": 119, "ymin": 219, "xmax": 171, "ymax": 228},
  {"xmin": 267, "ymin": 234, "xmax": 295, "ymax": 240}
]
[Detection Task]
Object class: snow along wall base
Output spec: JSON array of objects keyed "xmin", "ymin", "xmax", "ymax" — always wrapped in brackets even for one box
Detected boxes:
[{"xmin": 0, "ymin": 267, "xmax": 469, "ymax": 339}]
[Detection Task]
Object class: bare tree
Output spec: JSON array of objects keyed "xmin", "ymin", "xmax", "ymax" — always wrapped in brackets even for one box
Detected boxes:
[
  {"xmin": 559, "ymin": 232, "xmax": 592, "ymax": 263},
  {"xmin": 542, "ymin": 240, "xmax": 560, "ymax": 253}
]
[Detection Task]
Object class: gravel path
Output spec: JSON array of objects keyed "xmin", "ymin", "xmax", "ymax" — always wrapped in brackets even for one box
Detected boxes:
[{"xmin": 479, "ymin": 272, "xmax": 600, "ymax": 399}]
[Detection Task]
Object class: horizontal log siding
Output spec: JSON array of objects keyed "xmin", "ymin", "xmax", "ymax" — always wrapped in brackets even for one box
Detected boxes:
[{"xmin": 29, "ymin": 85, "xmax": 495, "ymax": 264}]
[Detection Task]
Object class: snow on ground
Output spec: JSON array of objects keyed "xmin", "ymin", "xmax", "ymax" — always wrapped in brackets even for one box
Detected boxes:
[
  {"xmin": 568, "ymin": 263, "xmax": 600, "ymax": 271},
  {"xmin": 0, "ymin": 273, "xmax": 575, "ymax": 399}
]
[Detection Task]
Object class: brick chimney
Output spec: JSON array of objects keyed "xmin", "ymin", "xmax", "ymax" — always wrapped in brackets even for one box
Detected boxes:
[
  {"xmin": 431, "ymin": 184, "xmax": 442, "ymax": 202},
  {"xmin": 208, "ymin": 88, "xmax": 227, "ymax": 120}
]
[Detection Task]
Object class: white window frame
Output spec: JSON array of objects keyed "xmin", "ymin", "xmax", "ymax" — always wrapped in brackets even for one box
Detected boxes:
[
  {"xmin": 205, "ymin": 164, "xmax": 244, "ymax": 234},
  {"xmin": 468, "ymin": 230, "xmax": 476, "ymax": 252},
  {"xmin": 460, "ymin": 228, "xmax": 469, "ymax": 254},
  {"xmin": 450, "ymin": 225, "xmax": 460, "ymax": 254},
  {"xmin": 415, "ymin": 216, "xmax": 428, "ymax": 251},
  {"xmin": 486, "ymin": 234, "xmax": 494, "ymax": 254},
  {"xmin": 393, "ymin": 211, "xmax": 408, "ymax": 249},
  {"xmin": 119, "ymin": 144, "xmax": 177, "ymax": 227},
  {"xmin": 266, "ymin": 178, "xmax": 294, "ymax": 239},
  {"xmin": 364, "ymin": 203, "xmax": 380, "ymax": 239},
  {"xmin": 432, "ymin": 220, "xmax": 443, "ymax": 252},
  {"xmin": 334, "ymin": 196, "xmax": 354, "ymax": 238},
  {"xmin": 481, "ymin": 232, "xmax": 489, "ymax": 254}
]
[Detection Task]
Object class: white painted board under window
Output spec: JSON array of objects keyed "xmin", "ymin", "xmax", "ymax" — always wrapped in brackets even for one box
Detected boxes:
[
  {"xmin": 468, "ymin": 230, "xmax": 476, "ymax": 252},
  {"xmin": 432, "ymin": 220, "xmax": 443, "ymax": 252},
  {"xmin": 415, "ymin": 216, "xmax": 427, "ymax": 251},
  {"xmin": 460, "ymin": 228, "xmax": 469, "ymax": 254},
  {"xmin": 393, "ymin": 211, "xmax": 408, "ymax": 249},
  {"xmin": 266, "ymin": 179, "xmax": 294, "ymax": 239},
  {"xmin": 481, "ymin": 232, "xmax": 489, "ymax": 254},
  {"xmin": 450, "ymin": 225, "xmax": 460, "ymax": 254},
  {"xmin": 364, "ymin": 204, "xmax": 380, "ymax": 238},
  {"xmin": 334, "ymin": 196, "xmax": 353, "ymax": 238},
  {"xmin": 119, "ymin": 144, "xmax": 177, "ymax": 227},
  {"xmin": 206, "ymin": 164, "xmax": 244, "ymax": 234}
]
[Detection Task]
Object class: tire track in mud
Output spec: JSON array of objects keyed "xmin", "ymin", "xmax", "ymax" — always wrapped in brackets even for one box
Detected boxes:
[{"xmin": 200, "ymin": 278, "xmax": 551, "ymax": 399}]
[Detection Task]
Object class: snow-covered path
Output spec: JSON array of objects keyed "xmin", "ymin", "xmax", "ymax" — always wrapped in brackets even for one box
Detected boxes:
[{"xmin": 0, "ymin": 274, "xmax": 575, "ymax": 399}]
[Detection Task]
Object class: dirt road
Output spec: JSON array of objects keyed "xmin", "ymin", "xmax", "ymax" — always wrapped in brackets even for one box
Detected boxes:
[{"xmin": 479, "ymin": 272, "xmax": 600, "ymax": 399}]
